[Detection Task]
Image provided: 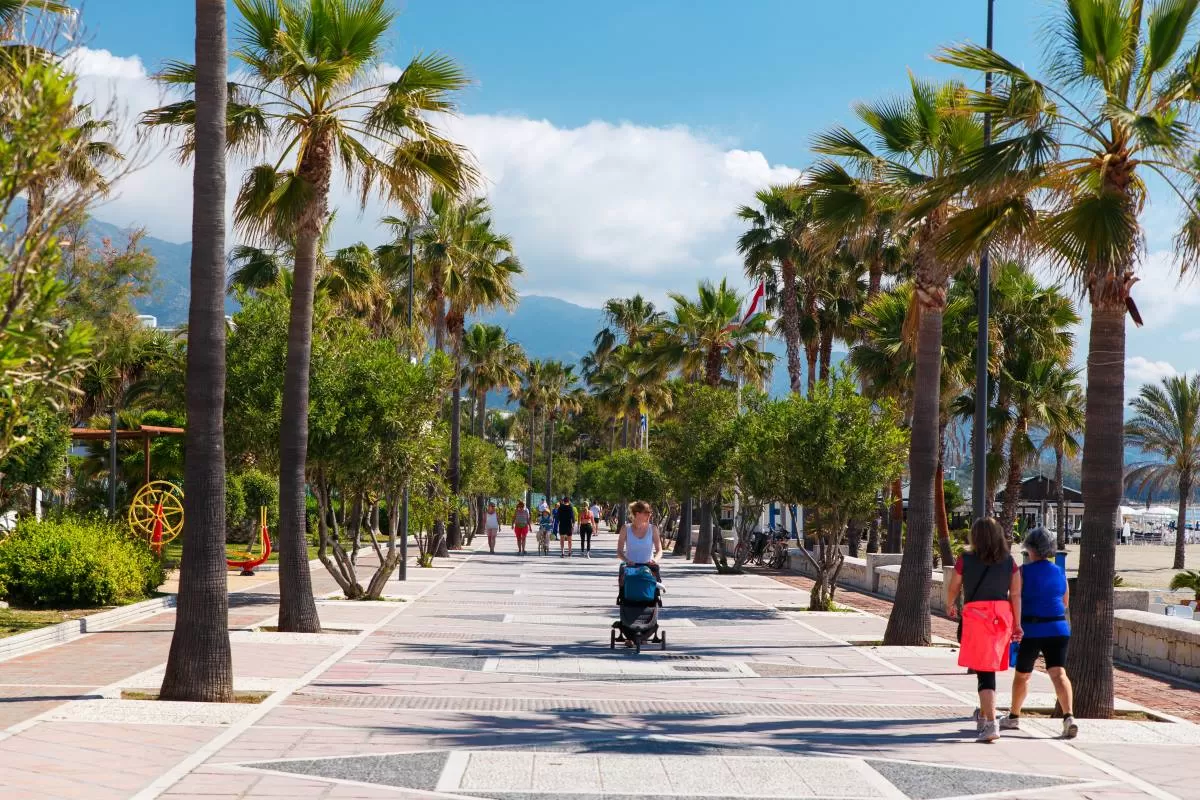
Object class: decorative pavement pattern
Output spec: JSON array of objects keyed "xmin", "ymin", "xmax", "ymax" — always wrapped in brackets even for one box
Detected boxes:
[{"xmin": 0, "ymin": 530, "xmax": 1198, "ymax": 798}]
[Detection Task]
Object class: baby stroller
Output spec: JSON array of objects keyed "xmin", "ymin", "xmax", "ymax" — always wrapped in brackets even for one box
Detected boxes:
[{"xmin": 611, "ymin": 564, "xmax": 665, "ymax": 653}]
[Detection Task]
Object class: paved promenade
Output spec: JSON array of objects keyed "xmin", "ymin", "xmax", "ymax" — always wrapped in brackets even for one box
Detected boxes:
[{"xmin": 1, "ymin": 530, "xmax": 1198, "ymax": 799}]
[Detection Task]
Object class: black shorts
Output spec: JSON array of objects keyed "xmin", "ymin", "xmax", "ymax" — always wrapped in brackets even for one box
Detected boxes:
[
  {"xmin": 1015, "ymin": 635, "xmax": 1069, "ymax": 672},
  {"xmin": 559, "ymin": 527, "xmax": 573, "ymax": 538}
]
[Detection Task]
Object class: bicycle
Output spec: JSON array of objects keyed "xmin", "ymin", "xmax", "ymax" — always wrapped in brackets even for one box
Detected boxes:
[
  {"xmin": 537, "ymin": 522, "xmax": 551, "ymax": 556},
  {"xmin": 735, "ymin": 525, "xmax": 790, "ymax": 568}
]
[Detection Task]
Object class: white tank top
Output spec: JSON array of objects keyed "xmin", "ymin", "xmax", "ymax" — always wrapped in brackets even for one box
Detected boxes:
[
  {"xmin": 625, "ymin": 523, "xmax": 655, "ymax": 563},
  {"xmin": 486, "ymin": 511, "xmax": 499, "ymax": 528}
]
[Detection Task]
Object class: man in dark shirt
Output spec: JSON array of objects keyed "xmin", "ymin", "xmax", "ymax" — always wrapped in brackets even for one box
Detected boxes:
[{"xmin": 554, "ymin": 497, "xmax": 576, "ymax": 558}]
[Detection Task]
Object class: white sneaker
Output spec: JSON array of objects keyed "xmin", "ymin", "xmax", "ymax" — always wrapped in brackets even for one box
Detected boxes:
[
  {"xmin": 972, "ymin": 708, "xmax": 983, "ymax": 734},
  {"xmin": 999, "ymin": 715, "xmax": 1020, "ymax": 731},
  {"xmin": 976, "ymin": 720, "xmax": 999, "ymax": 743},
  {"xmin": 1062, "ymin": 716, "xmax": 1078, "ymax": 739}
]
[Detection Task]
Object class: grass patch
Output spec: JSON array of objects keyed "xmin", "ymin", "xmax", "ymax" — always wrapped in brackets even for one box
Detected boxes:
[
  {"xmin": 254, "ymin": 625, "xmax": 360, "ymax": 634},
  {"xmin": 776, "ymin": 604, "xmax": 857, "ymax": 613},
  {"xmin": 857, "ymin": 639, "xmax": 959, "ymax": 648},
  {"xmin": 160, "ymin": 541, "xmax": 320, "ymax": 569},
  {"xmin": 1015, "ymin": 707, "xmax": 1166, "ymax": 722},
  {"xmin": 121, "ymin": 689, "xmax": 271, "ymax": 704},
  {"xmin": 0, "ymin": 607, "xmax": 106, "ymax": 638}
]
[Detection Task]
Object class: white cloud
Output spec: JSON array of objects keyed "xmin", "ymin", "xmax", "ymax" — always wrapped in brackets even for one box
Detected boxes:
[
  {"xmin": 1128, "ymin": 250, "xmax": 1200, "ymax": 330},
  {"xmin": 1125, "ymin": 356, "xmax": 1179, "ymax": 389},
  {"xmin": 65, "ymin": 48, "xmax": 801, "ymax": 308}
]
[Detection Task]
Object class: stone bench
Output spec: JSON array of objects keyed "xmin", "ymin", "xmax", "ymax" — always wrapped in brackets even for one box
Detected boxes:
[
  {"xmin": 790, "ymin": 552, "xmax": 871, "ymax": 592},
  {"xmin": 1113, "ymin": 610, "xmax": 1200, "ymax": 682},
  {"xmin": 875, "ymin": 564, "xmax": 952, "ymax": 612}
]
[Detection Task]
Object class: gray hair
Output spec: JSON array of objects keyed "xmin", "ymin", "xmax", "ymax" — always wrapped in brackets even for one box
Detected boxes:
[{"xmin": 1023, "ymin": 527, "xmax": 1056, "ymax": 560}]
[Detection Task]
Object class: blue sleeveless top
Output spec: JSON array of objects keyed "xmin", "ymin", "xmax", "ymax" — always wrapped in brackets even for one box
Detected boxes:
[{"xmin": 1021, "ymin": 559, "xmax": 1070, "ymax": 638}]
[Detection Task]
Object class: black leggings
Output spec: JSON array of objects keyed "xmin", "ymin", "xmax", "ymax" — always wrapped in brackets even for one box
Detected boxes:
[
  {"xmin": 579, "ymin": 524, "xmax": 593, "ymax": 551},
  {"xmin": 977, "ymin": 671, "xmax": 996, "ymax": 692}
]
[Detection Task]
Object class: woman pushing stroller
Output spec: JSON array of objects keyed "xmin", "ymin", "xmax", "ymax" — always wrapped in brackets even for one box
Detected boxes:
[{"xmin": 616, "ymin": 500, "xmax": 663, "ymax": 601}]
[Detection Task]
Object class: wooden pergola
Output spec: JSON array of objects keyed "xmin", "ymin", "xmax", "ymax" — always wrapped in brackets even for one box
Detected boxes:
[{"xmin": 69, "ymin": 424, "xmax": 185, "ymax": 486}]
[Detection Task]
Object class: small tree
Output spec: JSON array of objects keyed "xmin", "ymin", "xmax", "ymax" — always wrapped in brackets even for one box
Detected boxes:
[
  {"xmin": 654, "ymin": 384, "xmax": 740, "ymax": 564},
  {"xmin": 749, "ymin": 375, "xmax": 907, "ymax": 609}
]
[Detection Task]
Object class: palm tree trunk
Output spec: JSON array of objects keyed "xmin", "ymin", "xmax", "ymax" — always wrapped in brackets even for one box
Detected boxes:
[
  {"xmin": 673, "ymin": 493, "xmax": 691, "ymax": 556},
  {"xmin": 527, "ymin": 407, "xmax": 536, "ymax": 507},
  {"xmin": 693, "ymin": 497, "xmax": 713, "ymax": 565},
  {"xmin": 545, "ymin": 412, "xmax": 554, "ymax": 501},
  {"xmin": 1065, "ymin": 302, "xmax": 1123, "ymax": 719},
  {"xmin": 276, "ymin": 131, "xmax": 333, "ymax": 634},
  {"xmin": 888, "ymin": 478, "xmax": 903, "ymax": 553},
  {"xmin": 1055, "ymin": 445, "xmax": 1067, "ymax": 550},
  {"xmin": 1175, "ymin": 474, "xmax": 1190, "ymax": 570},
  {"xmin": 883, "ymin": 289, "xmax": 943, "ymax": 646},
  {"xmin": 159, "ymin": 0, "xmax": 234, "ymax": 701},
  {"xmin": 804, "ymin": 340, "xmax": 818, "ymax": 397},
  {"xmin": 779, "ymin": 259, "xmax": 803, "ymax": 394},
  {"xmin": 447, "ymin": 366, "xmax": 463, "ymax": 550},
  {"xmin": 818, "ymin": 328, "xmax": 833, "ymax": 383},
  {"xmin": 999, "ymin": 422, "xmax": 1025, "ymax": 541}
]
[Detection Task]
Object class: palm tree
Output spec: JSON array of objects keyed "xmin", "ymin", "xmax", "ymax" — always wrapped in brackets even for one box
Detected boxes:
[
  {"xmin": 143, "ymin": 0, "xmax": 475, "ymax": 632},
  {"xmin": 738, "ymin": 185, "xmax": 813, "ymax": 394},
  {"xmin": 511, "ymin": 360, "xmax": 550, "ymax": 507},
  {"xmin": 541, "ymin": 361, "xmax": 584, "ymax": 501},
  {"xmin": 157, "ymin": 0, "xmax": 233, "ymax": 703},
  {"xmin": 594, "ymin": 295, "xmax": 664, "ymax": 358},
  {"xmin": 25, "ymin": 105, "xmax": 123, "ymax": 227},
  {"xmin": 462, "ymin": 323, "xmax": 525, "ymax": 538},
  {"xmin": 1041, "ymin": 378, "xmax": 1085, "ymax": 550},
  {"xmin": 1125, "ymin": 375, "xmax": 1200, "ymax": 571},
  {"xmin": 815, "ymin": 78, "xmax": 982, "ymax": 646},
  {"xmin": 652, "ymin": 279, "xmax": 774, "ymax": 563},
  {"xmin": 937, "ymin": 0, "xmax": 1200, "ymax": 716}
]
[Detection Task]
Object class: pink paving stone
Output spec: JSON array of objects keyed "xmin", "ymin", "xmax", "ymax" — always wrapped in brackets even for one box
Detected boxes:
[{"xmin": 231, "ymin": 641, "xmax": 342, "ymax": 678}]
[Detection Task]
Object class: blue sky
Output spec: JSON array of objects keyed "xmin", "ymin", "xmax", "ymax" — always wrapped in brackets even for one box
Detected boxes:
[{"xmin": 74, "ymin": 1, "xmax": 1199, "ymax": 384}]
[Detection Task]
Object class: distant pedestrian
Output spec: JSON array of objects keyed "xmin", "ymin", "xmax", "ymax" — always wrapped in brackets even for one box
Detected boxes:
[
  {"xmin": 485, "ymin": 501, "xmax": 500, "ymax": 554},
  {"xmin": 947, "ymin": 517, "xmax": 1021, "ymax": 743},
  {"xmin": 579, "ymin": 501, "xmax": 595, "ymax": 557},
  {"xmin": 591, "ymin": 500, "xmax": 603, "ymax": 531},
  {"xmin": 1002, "ymin": 527, "xmax": 1078, "ymax": 739},
  {"xmin": 513, "ymin": 501, "xmax": 531, "ymax": 556},
  {"xmin": 555, "ymin": 496, "xmax": 575, "ymax": 557}
]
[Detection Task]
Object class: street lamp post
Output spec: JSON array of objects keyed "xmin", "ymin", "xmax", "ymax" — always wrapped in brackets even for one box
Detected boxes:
[
  {"xmin": 972, "ymin": 0, "xmax": 996, "ymax": 523},
  {"xmin": 399, "ymin": 225, "xmax": 414, "ymax": 581}
]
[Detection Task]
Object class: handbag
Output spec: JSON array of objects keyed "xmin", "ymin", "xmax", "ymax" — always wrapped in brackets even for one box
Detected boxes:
[{"xmin": 956, "ymin": 560, "xmax": 991, "ymax": 643}]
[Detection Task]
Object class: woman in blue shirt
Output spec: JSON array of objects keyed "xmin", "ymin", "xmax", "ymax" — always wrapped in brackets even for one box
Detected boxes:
[{"xmin": 1001, "ymin": 527, "xmax": 1078, "ymax": 739}]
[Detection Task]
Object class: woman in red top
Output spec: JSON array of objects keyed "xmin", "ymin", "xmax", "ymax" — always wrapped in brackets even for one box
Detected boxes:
[{"xmin": 946, "ymin": 518, "xmax": 1022, "ymax": 743}]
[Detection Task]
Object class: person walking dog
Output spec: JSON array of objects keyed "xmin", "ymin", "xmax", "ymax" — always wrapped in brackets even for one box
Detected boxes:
[{"xmin": 947, "ymin": 517, "xmax": 1022, "ymax": 743}]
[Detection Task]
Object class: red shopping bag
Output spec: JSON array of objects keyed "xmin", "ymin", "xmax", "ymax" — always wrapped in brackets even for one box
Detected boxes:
[{"xmin": 957, "ymin": 600, "xmax": 1013, "ymax": 672}]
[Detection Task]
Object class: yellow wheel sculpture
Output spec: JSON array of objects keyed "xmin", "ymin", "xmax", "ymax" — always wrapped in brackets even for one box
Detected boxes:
[{"xmin": 128, "ymin": 480, "xmax": 184, "ymax": 552}]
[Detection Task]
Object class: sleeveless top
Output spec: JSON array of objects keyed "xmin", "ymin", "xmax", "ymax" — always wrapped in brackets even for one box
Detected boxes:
[
  {"xmin": 1021, "ymin": 559, "xmax": 1070, "ymax": 637},
  {"xmin": 625, "ymin": 523, "xmax": 655, "ymax": 563},
  {"xmin": 956, "ymin": 552, "xmax": 1016, "ymax": 602},
  {"xmin": 486, "ymin": 510, "xmax": 499, "ymax": 528},
  {"xmin": 513, "ymin": 508, "xmax": 530, "ymax": 528},
  {"xmin": 580, "ymin": 507, "xmax": 594, "ymax": 523}
]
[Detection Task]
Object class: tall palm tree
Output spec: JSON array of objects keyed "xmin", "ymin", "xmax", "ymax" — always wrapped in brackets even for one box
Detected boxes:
[
  {"xmin": 815, "ymin": 78, "xmax": 982, "ymax": 646},
  {"xmin": 158, "ymin": 0, "xmax": 233, "ymax": 703},
  {"xmin": 652, "ymin": 279, "xmax": 774, "ymax": 563},
  {"xmin": 1125, "ymin": 375, "xmax": 1200, "ymax": 571},
  {"xmin": 1041, "ymin": 377, "xmax": 1085, "ymax": 550},
  {"xmin": 143, "ymin": 0, "xmax": 475, "ymax": 632},
  {"xmin": 541, "ymin": 361, "xmax": 583, "ymax": 501},
  {"xmin": 25, "ymin": 105, "xmax": 123, "ymax": 227},
  {"xmin": 937, "ymin": 0, "xmax": 1200, "ymax": 716},
  {"xmin": 594, "ymin": 295, "xmax": 664, "ymax": 358},
  {"xmin": 462, "ymin": 323, "xmax": 525, "ymax": 538},
  {"xmin": 511, "ymin": 360, "xmax": 550, "ymax": 506},
  {"xmin": 438, "ymin": 200, "xmax": 521, "ymax": 549},
  {"xmin": 738, "ymin": 185, "xmax": 814, "ymax": 394}
]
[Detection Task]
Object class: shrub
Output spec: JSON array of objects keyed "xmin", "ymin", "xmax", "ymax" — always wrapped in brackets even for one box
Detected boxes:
[
  {"xmin": 225, "ymin": 473, "xmax": 247, "ymax": 543},
  {"xmin": 0, "ymin": 517, "xmax": 165, "ymax": 608}
]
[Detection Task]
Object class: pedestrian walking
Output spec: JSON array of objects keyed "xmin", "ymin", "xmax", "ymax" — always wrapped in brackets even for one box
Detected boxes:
[
  {"xmin": 616, "ymin": 500, "xmax": 663, "ymax": 603},
  {"xmin": 946, "ymin": 517, "xmax": 1022, "ymax": 743},
  {"xmin": 555, "ymin": 496, "xmax": 575, "ymax": 557},
  {"xmin": 579, "ymin": 500, "xmax": 595, "ymax": 557},
  {"xmin": 1001, "ymin": 526, "xmax": 1078, "ymax": 739},
  {"xmin": 590, "ymin": 500, "xmax": 603, "ymax": 531},
  {"xmin": 484, "ymin": 501, "xmax": 500, "ymax": 553},
  {"xmin": 513, "ymin": 501, "xmax": 531, "ymax": 556}
]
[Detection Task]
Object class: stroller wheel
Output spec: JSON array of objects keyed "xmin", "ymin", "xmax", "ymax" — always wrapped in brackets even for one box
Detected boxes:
[{"xmin": 660, "ymin": 630, "xmax": 667, "ymax": 650}]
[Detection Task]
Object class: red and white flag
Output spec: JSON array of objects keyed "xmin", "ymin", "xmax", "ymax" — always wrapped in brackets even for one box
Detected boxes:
[{"xmin": 741, "ymin": 281, "xmax": 765, "ymax": 325}]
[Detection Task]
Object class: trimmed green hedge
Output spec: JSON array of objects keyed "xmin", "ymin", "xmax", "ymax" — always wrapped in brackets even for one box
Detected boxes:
[{"xmin": 0, "ymin": 517, "xmax": 165, "ymax": 608}]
